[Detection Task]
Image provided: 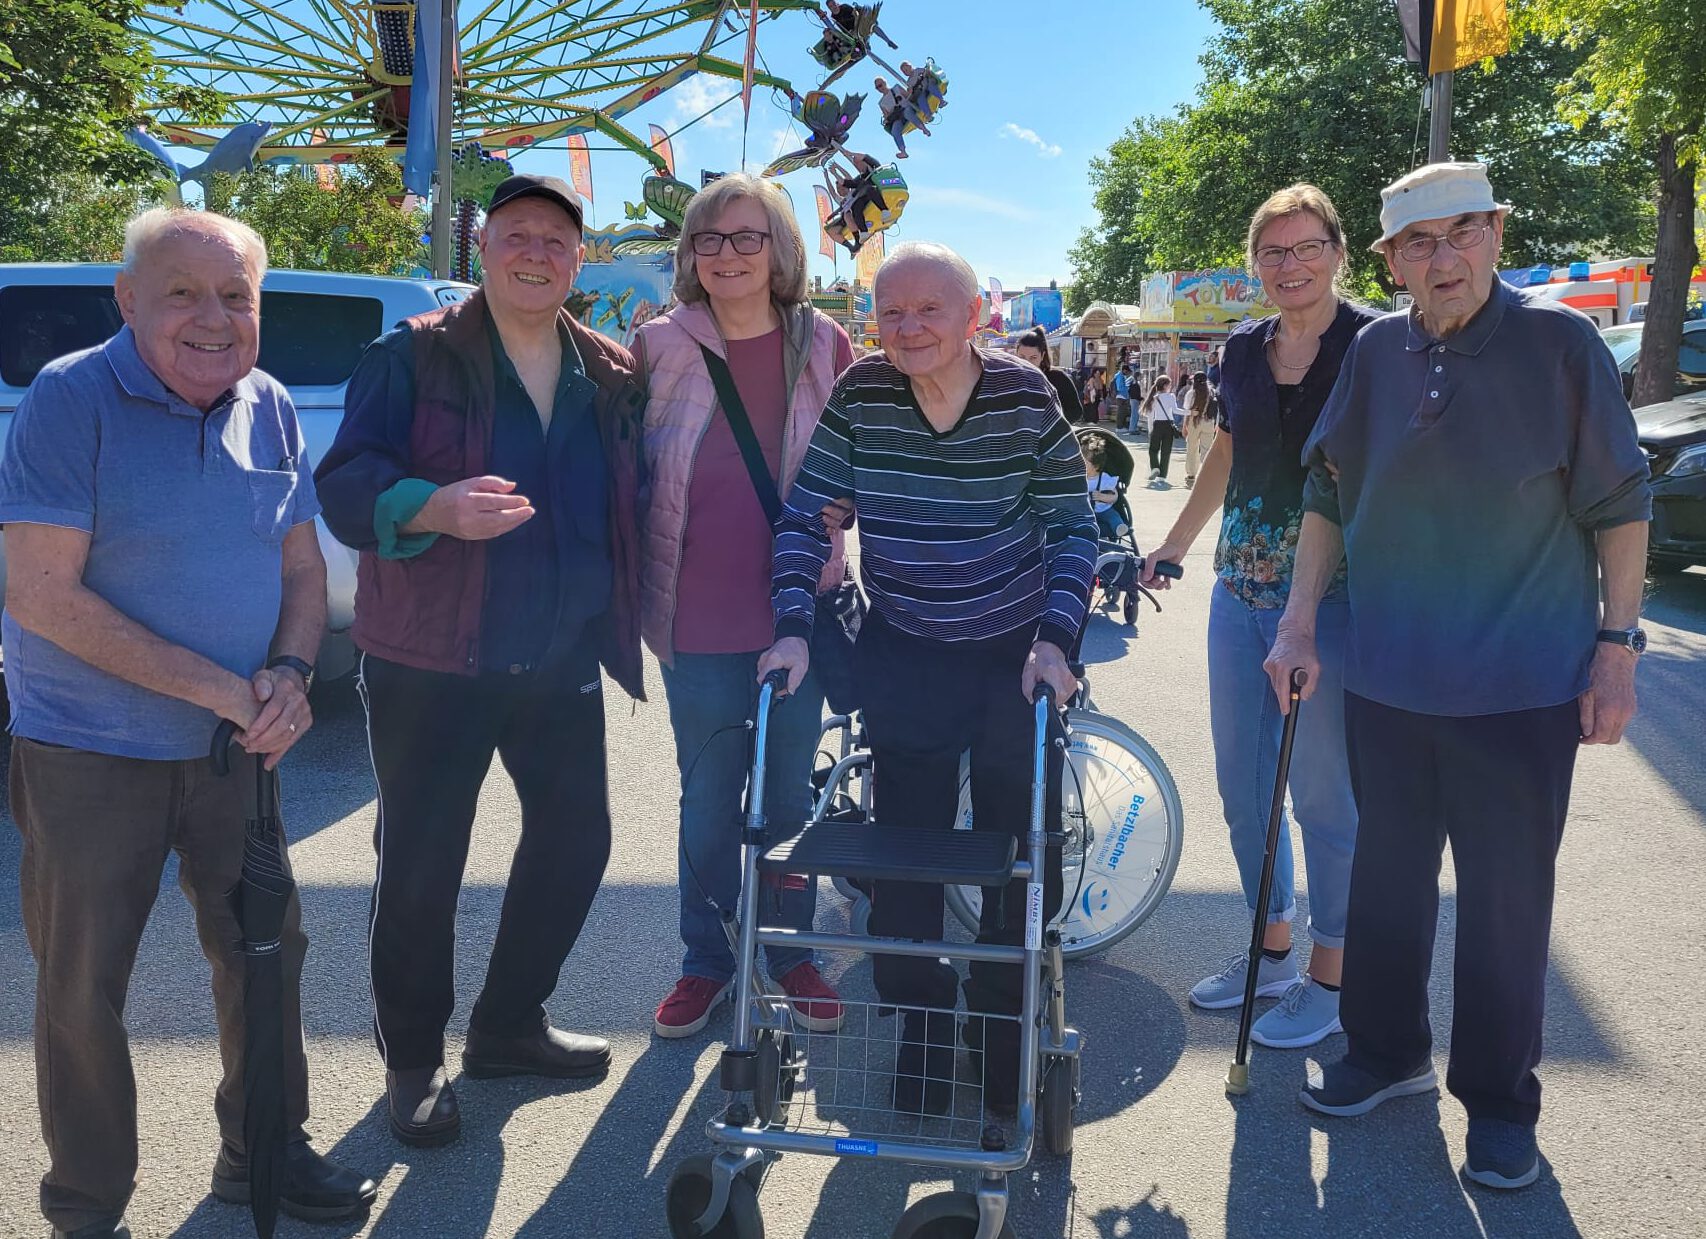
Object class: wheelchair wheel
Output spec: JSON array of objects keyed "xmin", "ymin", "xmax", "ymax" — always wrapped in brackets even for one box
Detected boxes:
[
  {"xmin": 889, "ymin": 1191, "xmax": 1018, "ymax": 1239},
  {"xmin": 665, "ymin": 1154, "xmax": 764, "ymax": 1239},
  {"xmin": 1040, "ymin": 1055, "xmax": 1079, "ymax": 1156},
  {"xmin": 754, "ymin": 1029, "xmax": 796, "ymax": 1125},
  {"xmin": 945, "ymin": 709, "xmax": 1184, "ymax": 959}
]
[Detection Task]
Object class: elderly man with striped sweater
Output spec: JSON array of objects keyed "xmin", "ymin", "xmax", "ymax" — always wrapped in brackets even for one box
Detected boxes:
[{"xmin": 759, "ymin": 241, "xmax": 1098, "ymax": 1115}]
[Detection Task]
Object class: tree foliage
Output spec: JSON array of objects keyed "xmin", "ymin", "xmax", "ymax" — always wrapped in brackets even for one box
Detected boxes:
[
  {"xmin": 1068, "ymin": 0, "xmax": 1654, "ymax": 312},
  {"xmin": 0, "ymin": 1, "xmax": 215, "ymax": 252},
  {"xmin": 203, "ymin": 151, "xmax": 429, "ymax": 276},
  {"xmin": 1520, "ymin": 0, "xmax": 1706, "ymax": 406}
]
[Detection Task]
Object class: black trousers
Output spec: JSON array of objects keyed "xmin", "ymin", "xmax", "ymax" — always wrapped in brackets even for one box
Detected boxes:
[
  {"xmin": 1340, "ymin": 692, "xmax": 1579, "ymax": 1126},
  {"xmin": 856, "ymin": 613, "xmax": 1065, "ymax": 1019},
  {"xmin": 1148, "ymin": 421, "xmax": 1176, "ymax": 477},
  {"xmin": 358, "ymin": 645, "xmax": 611, "ymax": 1070}
]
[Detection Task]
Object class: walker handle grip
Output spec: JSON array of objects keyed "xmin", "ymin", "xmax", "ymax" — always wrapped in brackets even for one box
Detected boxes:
[{"xmin": 1138, "ymin": 557, "xmax": 1184, "ymax": 580}]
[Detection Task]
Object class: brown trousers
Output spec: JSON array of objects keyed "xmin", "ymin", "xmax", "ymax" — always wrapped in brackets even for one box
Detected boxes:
[{"xmin": 12, "ymin": 738, "xmax": 310, "ymax": 1231}]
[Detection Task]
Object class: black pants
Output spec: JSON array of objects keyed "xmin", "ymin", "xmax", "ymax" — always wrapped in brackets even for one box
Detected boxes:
[
  {"xmin": 856, "ymin": 613, "xmax": 1065, "ymax": 1020},
  {"xmin": 358, "ymin": 645, "xmax": 611, "ymax": 1070},
  {"xmin": 1148, "ymin": 421, "xmax": 1176, "ymax": 477},
  {"xmin": 1340, "ymin": 692, "xmax": 1579, "ymax": 1126}
]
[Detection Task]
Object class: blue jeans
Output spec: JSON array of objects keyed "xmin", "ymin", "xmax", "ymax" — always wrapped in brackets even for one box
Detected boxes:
[
  {"xmin": 661, "ymin": 651, "xmax": 823, "ymax": 982},
  {"xmin": 1207, "ymin": 585, "xmax": 1357, "ymax": 948}
]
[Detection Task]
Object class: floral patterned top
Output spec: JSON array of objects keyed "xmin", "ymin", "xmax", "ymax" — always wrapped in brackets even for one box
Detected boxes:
[{"xmin": 1212, "ymin": 301, "xmax": 1380, "ymax": 609}]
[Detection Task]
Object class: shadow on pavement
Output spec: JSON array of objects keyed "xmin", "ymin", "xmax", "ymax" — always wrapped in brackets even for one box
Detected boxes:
[{"xmin": 1624, "ymin": 568, "xmax": 1706, "ymax": 815}]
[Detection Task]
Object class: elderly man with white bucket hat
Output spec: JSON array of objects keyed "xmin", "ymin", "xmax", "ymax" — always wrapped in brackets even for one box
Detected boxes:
[{"xmin": 1264, "ymin": 162, "xmax": 1652, "ymax": 1189}]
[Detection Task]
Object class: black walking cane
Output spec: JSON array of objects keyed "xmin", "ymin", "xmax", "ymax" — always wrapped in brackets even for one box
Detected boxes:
[{"xmin": 1225, "ymin": 666, "xmax": 1307, "ymax": 1097}]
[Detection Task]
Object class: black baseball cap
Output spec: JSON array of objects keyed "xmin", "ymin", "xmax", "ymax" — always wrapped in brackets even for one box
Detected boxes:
[{"xmin": 486, "ymin": 173, "xmax": 585, "ymax": 232}]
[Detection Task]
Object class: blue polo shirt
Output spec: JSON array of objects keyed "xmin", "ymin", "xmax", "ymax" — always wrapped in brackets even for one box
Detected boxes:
[
  {"xmin": 1302, "ymin": 284, "xmax": 1652, "ymax": 717},
  {"xmin": 0, "ymin": 326, "xmax": 319, "ymax": 759}
]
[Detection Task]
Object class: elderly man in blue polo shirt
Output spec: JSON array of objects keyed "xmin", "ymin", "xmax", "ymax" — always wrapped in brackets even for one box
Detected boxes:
[
  {"xmin": 0, "ymin": 209, "xmax": 374, "ymax": 1238},
  {"xmin": 1266, "ymin": 163, "xmax": 1651, "ymax": 1190}
]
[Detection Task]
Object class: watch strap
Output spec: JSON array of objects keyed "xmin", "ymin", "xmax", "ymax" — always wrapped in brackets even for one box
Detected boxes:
[{"xmin": 266, "ymin": 654, "xmax": 316, "ymax": 686}]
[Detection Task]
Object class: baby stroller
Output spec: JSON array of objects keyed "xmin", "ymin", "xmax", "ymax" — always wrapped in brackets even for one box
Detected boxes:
[{"xmin": 1076, "ymin": 425, "xmax": 1158, "ymax": 627}]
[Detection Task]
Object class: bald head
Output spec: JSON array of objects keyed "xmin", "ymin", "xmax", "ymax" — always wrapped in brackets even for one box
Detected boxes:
[
  {"xmin": 874, "ymin": 241, "xmax": 979, "ymax": 304},
  {"xmin": 123, "ymin": 207, "xmax": 268, "ymax": 282}
]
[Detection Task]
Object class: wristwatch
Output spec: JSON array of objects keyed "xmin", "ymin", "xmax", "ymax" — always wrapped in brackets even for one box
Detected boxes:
[
  {"xmin": 266, "ymin": 654, "xmax": 317, "ymax": 691},
  {"xmin": 1595, "ymin": 627, "xmax": 1647, "ymax": 655}
]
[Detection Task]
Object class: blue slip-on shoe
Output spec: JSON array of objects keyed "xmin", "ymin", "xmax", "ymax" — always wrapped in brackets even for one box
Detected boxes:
[
  {"xmin": 1190, "ymin": 950, "xmax": 1299, "ymax": 1011},
  {"xmin": 1463, "ymin": 1117, "xmax": 1540, "ymax": 1189},
  {"xmin": 1251, "ymin": 980, "xmax": 1343, "ymax": 1049},
  {"xmin": 1300, "ymin": 1057, "xmax": 1438, "ymax": 1117}
]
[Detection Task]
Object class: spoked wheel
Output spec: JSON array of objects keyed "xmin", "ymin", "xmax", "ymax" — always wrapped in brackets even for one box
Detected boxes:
[
  {"xmin": 946, "ymin": 709, "xmax": 1185, "ymax": 959},
  {"xmin": 665, "ymin": 1154, "xmax": 765, "ymax": 1239},
  {"xmin": 1039, "ymin": 1055, "xmax": 1079, "ymax": 1156},
  {"xmin": 754, "ymin": 1029, "xmax": 797, "ymax": 1125},
  {"xmin": 889, "ymin": 1191, "xmax": 1018, "ymax": 1239}
]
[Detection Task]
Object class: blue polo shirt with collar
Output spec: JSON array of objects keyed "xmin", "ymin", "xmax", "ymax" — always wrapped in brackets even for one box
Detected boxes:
[
  {"xmin": 1301, "ymin": 283, "xmax": 1652, "ymax": 717},
  {"xmin": 0, "ymin": 325, "xmax": 320, "ymax": 759}
]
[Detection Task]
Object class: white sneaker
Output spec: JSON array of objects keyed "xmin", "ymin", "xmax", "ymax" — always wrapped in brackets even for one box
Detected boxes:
[
  {"xmin": 1189, "ymin": 951, "xmax": 1299, "ymax": 1010},
  {"xmin": 1251, "ymin": 979, "xmax": 1343, "ymax": 1048}
]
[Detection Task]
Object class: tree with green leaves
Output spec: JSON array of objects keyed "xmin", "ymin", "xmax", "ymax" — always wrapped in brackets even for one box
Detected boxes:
[
  {"xmin": 203, "ymin": 150, "xmax": 428, "ymax": 276},
  {"xmin": 1068, "ymin": 0, "xmax": 1654, "ymax": 314},
  {"xmin": 0, "ymin": 1, "xmax": 214, "ymax": 256},
  {"xmin": 1520, "ymin": 0, "xmax": 1706, "ymax": 407}
]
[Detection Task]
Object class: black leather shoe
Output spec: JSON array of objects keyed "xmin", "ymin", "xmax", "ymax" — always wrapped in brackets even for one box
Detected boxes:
[
  {"xmin": 386, "ymin": 1066, "xmax": 461, "ymax": 1147},
  {"xmin": 212, "ymin": 1138, "xmax": 379, "ymax": 1222},
  {"xmin": 462, "ymin": 1024, "xmax": 612, "ymax": 1080},
  {"xmin": 52, "ymin": 1221, "xmax": 130, "ymax": 1239}
]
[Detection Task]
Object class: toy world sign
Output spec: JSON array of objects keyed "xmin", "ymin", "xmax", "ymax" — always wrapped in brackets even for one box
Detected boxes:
[{"xmin": 1141, "ymin": 268, "xmax": 1275, "ymax": 326}]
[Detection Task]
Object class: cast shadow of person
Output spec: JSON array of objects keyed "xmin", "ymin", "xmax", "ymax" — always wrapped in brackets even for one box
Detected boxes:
[{"xmin": 1223, "ymin": 1053, "xmax": 1582, "ymax": 1239}]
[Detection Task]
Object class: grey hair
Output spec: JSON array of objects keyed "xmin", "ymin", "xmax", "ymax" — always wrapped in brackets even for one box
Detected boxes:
[
  {"xmin": 874, "ymin": 241, "xmax": 979, "ymax": 304},
  {"xmin": 671, "ymin": 173, "xmax": 808, "ymax": 306},
  {"xmin": 123, "ymin": 207, "xmax": 269, "ymax": 280}
]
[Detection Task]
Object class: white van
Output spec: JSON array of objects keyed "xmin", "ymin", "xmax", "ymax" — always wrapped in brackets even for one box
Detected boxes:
[{"xmin": 0, "ymin": 264, "xmax": 476, "ymax": 679}]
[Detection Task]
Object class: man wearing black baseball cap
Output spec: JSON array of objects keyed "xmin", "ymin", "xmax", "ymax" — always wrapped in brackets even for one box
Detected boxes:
[{"xmin": 317, "ymin": 169, "xmax": 647, "ymax": 1146}]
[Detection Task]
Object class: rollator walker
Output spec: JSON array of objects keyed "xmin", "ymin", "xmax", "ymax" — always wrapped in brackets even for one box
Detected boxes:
[{"xmin": 665, "ymin": 673, "xmax": 1079, "ymax": 1239}]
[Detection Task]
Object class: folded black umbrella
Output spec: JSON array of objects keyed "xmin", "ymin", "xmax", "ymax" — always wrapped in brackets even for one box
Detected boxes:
[{"xmin": 212, "ymin": 721, "xmax": 294, "ymax": 1239}]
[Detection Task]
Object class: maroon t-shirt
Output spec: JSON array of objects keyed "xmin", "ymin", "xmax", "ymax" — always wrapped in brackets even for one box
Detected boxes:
[{"xmin": 674, "ymin": 328, "xmax": 793, "ymax": 655}]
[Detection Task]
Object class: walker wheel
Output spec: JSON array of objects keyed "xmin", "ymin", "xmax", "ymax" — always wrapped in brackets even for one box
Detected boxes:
[
  {"xmin": 889, "ymin": 1191, "xmax": 1018, "ymax": 1239},
  {"xmin": 1122, "ymin": 593, "xmax": 1137, "ymax": 626},
  {"xmin": 665, "ymin": 1154, "xmax": 765, "ymax": 1239},
  {"xmin": 1040, "ymin": 1056, "xmax": 1079, "ymax": 1156},
  {"xmin": 831, "ymin": 876, "xmax": 862, "ymax": 902},
  {"xmin": 850, "ymin": 895, "xmax": 872, "ymax": 936},
  {"xmin": 754, "ymin": 1029, "xmax": 797, "ymax": 1125}
]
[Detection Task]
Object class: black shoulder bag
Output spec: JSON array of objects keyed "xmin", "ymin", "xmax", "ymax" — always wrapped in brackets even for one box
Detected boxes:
[{"xmin": 699, "ymin": 344, "xmax": 864, "ymax": 712}]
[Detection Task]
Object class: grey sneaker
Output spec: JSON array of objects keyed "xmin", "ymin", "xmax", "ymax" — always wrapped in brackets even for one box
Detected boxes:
[
  {"xmin": 1189, "ymin": 951, "xmax": 1299, "ymax": 1011},
  {"xmin": 1463, "ymin": 1118, "xmax": 1540, "ymax": 1189},
  {"xmin": 1250, "ymin": 980, "xmax": 1343, "ymax": 1049}
]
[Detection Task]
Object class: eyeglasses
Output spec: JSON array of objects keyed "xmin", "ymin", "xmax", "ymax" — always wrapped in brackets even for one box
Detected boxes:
[
  {"xmin": 1254, "ymin": 238, "xmax": 1336, "ymax": 268},
  {"xmin": 691, "ymin": 230, "xmax": 770, "ymax": 257},
  {"xmin": 1393, "ymin": 222, "xmax": 1492, "ymax": 263}
]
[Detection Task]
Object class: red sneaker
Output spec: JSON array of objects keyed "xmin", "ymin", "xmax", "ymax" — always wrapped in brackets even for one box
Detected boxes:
[
  {"xmin": 653, "ymin": 975, "xmax": 731, "ymax": 1039},
  {"xmin": 775, "ymin": 962, "xmax": 845, "ymax": 1033}
]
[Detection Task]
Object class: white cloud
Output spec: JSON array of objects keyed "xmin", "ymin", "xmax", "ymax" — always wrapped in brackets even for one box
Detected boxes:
[
  {"xmin": 907, "ymin": 185, "xmax": 1038, "ymax": 222},
  {"xmin": 669, "ymin": 73, "xmax": 740, "ymax": 130},
  {"xmin": 998, "ymin": 123, "xmax": 1062, "ymax": 159}
]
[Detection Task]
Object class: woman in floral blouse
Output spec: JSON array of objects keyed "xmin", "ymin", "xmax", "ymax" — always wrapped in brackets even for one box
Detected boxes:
[{"xmin": 1140, "ymin": 185, "xmax": 1378, "ymax": 1049}]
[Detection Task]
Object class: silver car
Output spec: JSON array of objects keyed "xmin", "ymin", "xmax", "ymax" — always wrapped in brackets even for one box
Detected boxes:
[{"xmin": 0, "ymin": 263, "xmax": 475, "ymax": 680}]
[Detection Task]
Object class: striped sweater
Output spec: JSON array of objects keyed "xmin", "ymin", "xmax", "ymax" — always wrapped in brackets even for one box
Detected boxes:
[{"xmin": 772, "ymin": 350, "xmax": 1097, "ymax": 652}]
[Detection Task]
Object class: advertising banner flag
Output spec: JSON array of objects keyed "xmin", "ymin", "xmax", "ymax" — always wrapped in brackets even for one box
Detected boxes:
[
  {"xmin": 565, "ymin": 133, "xmax": 594, "ymax": 204},
  {"xmin": 855, "ymin": 229, "xmax": 884, "ymax": 287},
  {"xmin": 648, "ymin": 124, "xmax": 676, "ymax": 176},
  {"xmin": 814, "ymin": 185, "xmax": 836, "ymax": 259},
  {"xmin": 1429, "ymin": 0, "xmax": 1509, "ymax": 73}
]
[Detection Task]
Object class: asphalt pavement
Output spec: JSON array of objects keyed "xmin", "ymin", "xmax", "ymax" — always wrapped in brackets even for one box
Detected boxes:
[{"xmin": 3, "ymin": 440, "xmax": 1703, "ymax": 1239}]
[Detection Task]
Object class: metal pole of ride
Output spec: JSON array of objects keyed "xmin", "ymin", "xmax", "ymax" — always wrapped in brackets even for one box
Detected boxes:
[
  {"xmin": 431, "ymin": 0, "xmax": 456, "ymax": 279},
  {"xmin": 1428, "ymin": 69, "xmax": 1453, "ymax": 163}
]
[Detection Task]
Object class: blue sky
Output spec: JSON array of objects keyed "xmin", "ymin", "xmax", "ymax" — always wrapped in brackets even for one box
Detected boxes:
[{"xmin": 499, "ymin": 0, "xmax": 1220, "ymax": 291}]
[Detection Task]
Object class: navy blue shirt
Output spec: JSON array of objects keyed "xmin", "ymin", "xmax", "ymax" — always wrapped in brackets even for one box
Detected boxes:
[
  {"xmin": 330, "ymin": 319, "xmax": 610, "ymax": 673},
  {"xmin": 1214, "ymin": 301, "xmax": 1380, "ymax": 608},
  {"xmin": 1303, "ymin": 284, "xmax": 1652, "ymax": 717}
]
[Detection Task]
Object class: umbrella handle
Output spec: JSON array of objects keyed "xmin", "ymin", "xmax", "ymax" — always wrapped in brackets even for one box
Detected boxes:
[{"xmin": 211, "ymin": 719, "xmax": 239, "ymax": 776}]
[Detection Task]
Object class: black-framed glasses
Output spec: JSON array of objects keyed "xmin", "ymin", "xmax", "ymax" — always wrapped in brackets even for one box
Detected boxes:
[
  {"xmin": 1254, "ymin": 238, "xmax": 1336, "ymax": 268},
  {"xmin": 1394, "ymin": 222, "xmax": 1492, "ymax": 263},
  {"xmin": 691, "ymin": 229, "xmax": 770, "ymax": 257}
]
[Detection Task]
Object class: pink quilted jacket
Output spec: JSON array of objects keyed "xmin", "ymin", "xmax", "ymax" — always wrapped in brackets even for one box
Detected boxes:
[{"xmin": 634, "ymin": 299, "xmax": 850, "ymax": 665}]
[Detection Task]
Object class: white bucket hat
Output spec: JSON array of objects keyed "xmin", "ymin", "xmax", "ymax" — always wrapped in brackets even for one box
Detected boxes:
[{"xmin": 1371, "ymin": 161, "xmax": 1511, "ymax": 252}]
